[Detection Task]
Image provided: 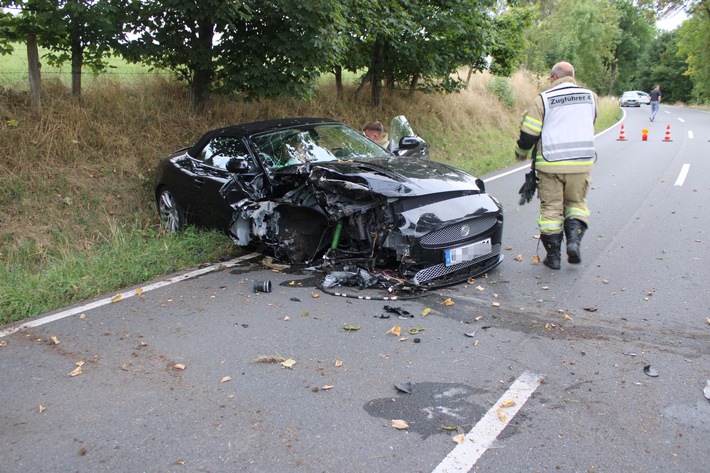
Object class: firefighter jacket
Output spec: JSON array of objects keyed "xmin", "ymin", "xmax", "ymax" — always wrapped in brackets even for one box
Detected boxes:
[{"xmin": 515, "ymin": 77, "xmax": 598, "ymax": 174}]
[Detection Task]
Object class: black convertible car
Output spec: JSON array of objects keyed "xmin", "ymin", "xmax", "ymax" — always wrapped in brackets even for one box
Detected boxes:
[{"xmin": 155, "ymin": 118, "xmax": 503, "ymax": 288}]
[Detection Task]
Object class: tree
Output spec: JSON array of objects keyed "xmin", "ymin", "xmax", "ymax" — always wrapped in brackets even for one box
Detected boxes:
[
  {"xmin": 637, "ymin": 30, "xmax": 693, "ymax": 101},
  {"xmin": 676, "ymin": 12, "xmax": 709, "ymax": 102},
  {"xmin": 488, "ymin": 5, "xmax": 536, "ymax": 77},
  {"xmin": 2, "ymin": 1, "xmax": 131, "ymax": 99},
  {"xmin": 607, "ymin": 0, "xmax": 655, "ymax": 95},
  {"xmin": 340, "ymin": 0, "xmax": 498, "ymax": 106},
  {"xmin": 522, "ymin": 0, "xmax": 622, "ymax": 93}
]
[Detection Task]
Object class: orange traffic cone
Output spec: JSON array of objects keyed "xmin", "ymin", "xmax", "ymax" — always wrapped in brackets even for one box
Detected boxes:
[
  {"xmin": 663, "ymin": 125, "xmax": 673, "ymax": 142},
  {"xmin": 617, "ymin": 124, "xmax": 627, "ymax": 141}
]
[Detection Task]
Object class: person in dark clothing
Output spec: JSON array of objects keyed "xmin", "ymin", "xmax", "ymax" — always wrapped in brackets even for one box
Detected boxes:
[{"xmin": 649, "ymin": 85, "xmax": 662, "ymax": 122}]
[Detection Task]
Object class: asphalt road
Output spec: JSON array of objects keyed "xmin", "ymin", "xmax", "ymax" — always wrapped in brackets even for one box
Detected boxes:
[{"xmin": 2, "ymin": 104, "xmax": 709, "ymax": 473}]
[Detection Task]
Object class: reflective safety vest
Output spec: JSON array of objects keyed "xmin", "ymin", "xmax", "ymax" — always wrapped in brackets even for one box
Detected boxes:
[{"xmin": 537, "ymin": 84, "xmax": 596, "ymax": 172}]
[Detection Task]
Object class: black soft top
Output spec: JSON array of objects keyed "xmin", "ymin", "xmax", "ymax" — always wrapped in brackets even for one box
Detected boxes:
[{"xmin": 187, "ymin": 117, "xmax": 340, "ymax": 157}]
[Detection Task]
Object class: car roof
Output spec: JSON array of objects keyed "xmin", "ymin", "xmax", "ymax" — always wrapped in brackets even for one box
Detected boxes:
[{"xmin": 188, "ymin": 117, "xmax": 341, "ymax": 157}]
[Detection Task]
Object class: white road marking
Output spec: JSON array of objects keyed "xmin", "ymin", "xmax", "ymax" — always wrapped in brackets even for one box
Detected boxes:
[
  {"xmin": 431, "ymin": 371, "xmax": 543, "ymax": 473},
  {"xmin": 678, "ymin": 117, "xmax": 685, "ymax": 123},
  {"xmin": 674, "ymin": 164, "xmax": 690, "ymax": 187},
  {"xmin": 688, "ymin": 130, "xmax": 694, "ymax": 139},
  {"xmin": 0, "ymin": 253, "xmax": 261, "ymax": 338}
]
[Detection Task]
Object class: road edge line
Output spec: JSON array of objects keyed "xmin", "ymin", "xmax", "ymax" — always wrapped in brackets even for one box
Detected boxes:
[{"xmin": 0, "ymin": 252, "xmax": 261, "ymax": 339}]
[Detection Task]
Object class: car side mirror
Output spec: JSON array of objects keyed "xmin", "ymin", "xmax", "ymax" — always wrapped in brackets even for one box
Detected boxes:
[
  {"xmin": 398, "ymin": 136, "xmax": 424, "ymax": 150},
  {"xmin": 226, "ymin": 157, "xmax": 249, "ymax": 174}
]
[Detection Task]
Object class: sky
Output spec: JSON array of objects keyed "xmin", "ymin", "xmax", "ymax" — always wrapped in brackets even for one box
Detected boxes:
[{"xmin": 656, "ymin": 9, "xmax": 688, "ymax": 31}]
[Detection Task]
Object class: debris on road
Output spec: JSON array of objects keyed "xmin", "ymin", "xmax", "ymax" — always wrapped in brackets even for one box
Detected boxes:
[
  {"xmin": 395, "ymin": 382, "xmax": 412, "ymax": 394},
  {"xmin": 644, "ymin": 365, "xmax": 659, "ymax": 377}
]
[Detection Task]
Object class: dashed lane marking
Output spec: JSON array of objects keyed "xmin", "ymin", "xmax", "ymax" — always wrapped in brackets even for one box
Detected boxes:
[{"xmin": 431, "ymin": 370, "xmax": 543, "ymax": 473}]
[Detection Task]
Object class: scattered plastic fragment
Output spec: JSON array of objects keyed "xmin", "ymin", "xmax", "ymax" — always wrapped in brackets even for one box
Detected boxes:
[
  {"xmin": 643, "ymin": 365, "xmax": 659, "ymax": 377},
  {"xmin": 704, "ymin": 380, "xmax": 710, "ymax": 400},
  {"xmin": 395, "ymin": 382, "xmax": 412, "ymax": 394}
]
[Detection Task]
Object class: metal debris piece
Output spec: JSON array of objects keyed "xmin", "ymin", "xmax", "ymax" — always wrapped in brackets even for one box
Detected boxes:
[{"xmin": 384, "ymin": 305, "xmax": 413, "ymax": 318}]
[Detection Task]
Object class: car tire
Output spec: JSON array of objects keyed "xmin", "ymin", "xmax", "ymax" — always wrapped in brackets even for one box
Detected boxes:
[{"xmin": 157, "ymin": 187, "xmax": 185, "ymax": 233}]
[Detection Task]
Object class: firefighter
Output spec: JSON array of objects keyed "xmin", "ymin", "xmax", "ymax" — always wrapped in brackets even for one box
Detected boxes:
[{"xmin": 515, "ymin": 61, "xmax": 598, "ymax": 269}]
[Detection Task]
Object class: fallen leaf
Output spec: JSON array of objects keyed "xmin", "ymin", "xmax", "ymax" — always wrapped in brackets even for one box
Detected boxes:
[
  {"xmin": 444, "ymin": 298, "xmax": 454, "ymax": 306},
  {"xmin": 321, "ymin": 385, "xmax": 333, "ymax": 390},
  {"xmin": 311, "ymin": 292, "xmax": 320, "ymax": 298},
  {"xmin": 387, "ymin": 325, "xmax": 402, "ymax": 337},
  {"xmin": 343, "ymin": 325, "xmax": 360, "ymax": 332},
  {"xmin": 602, "ymin": 279, "xmax": 609, "ymax": 284},
  {"xmin": 532, "ymin": 255, "xmax": 541, "ymax": 263},
  {"xmin": 707, "ymin": 318, "xmax": 710, "ymax": 325},
  {"xmin": 391, "ymin": 419, "xmax": 409, "ymax": 430},
  {"xmin": 75, "ymin": 361, "xmax": 85, "ymax": 367},
  {"xmin": 514, "ymin": 254, "xmax": 523, "ymax": 262},
  {"xmin": 0, "ymin": 341, "xmax": 6, "ymax": 347},
  {"xmin": 220, "ymin": 376, "xmax": 232, "ymax": 383},
  {"xmin": 281, "ymin": 358, "xmax": 296, "ymax": 369},
  {"xmin": 80, "ymin": 314, "xmax": 86, "ymax": 319},
  {"xmin": 496, "ymin": 408, "xmax": 507, "ymax": 422},
  {"xmin": 475, "ymin": 285, "xmax": 485, "ymax": 291},
  {"xmin": 174, "ymin": 363, "xmax": 186, "ymax": 370},
  {"xmin": 68, "ymin": 366, "xmax": 82, "ymax": 377},
  {"xmin": 563, "ymin": 313, "xmax": 572, "ymax": 321},
  {"xmin": 421, "ymin": 307, "xmax": 431, "ymax": 317},
  {"xmin": 38, "ymin": 405, "xmax": 46, "ymax": 413},
  {"xmin": 51, "ymin": 336, "xmax": 59, "ymax": 345},
  {"xmin": 583, "ymin": 307, "xmax": 597, "ymax": 312},
  {"xmin": 453, "ymin": 433, "xmax": 465, "ymax": 444},
  {"xmin": 542, "ymin": 286, "xmax": 549, "ymax": 290},
  {"xmin": 474, "ymin": 316, "xmax": 483, "ymax": 321},
  {"xmin": 111, "ymin": 294, "xmax": 122, "ymax": 303},
  {"xmin": 504, "ymin": 246, "xmax": 513, "ymax": 251},
  {"xmin": 500, "ymin": 398, "xmax": 516, "ymax": 408},
  {"xmin": 335, "ymin": 359, "xmax": 343, "ymax": 367},
  {"xmin": 492, "ymin": 302, "xmax": 500, "ymax": 307},
  {"xmin": 284, "ymin": 316, "xmax": 290, "ymax": 321},
  {"xmin": 135, "ymin": 288, "xmax": 143, "ymax": 296},
  {"xmin": 289, "ymin": 280, "xmax": 296, "ymax": 286},
  {"xmin": 440, "ymin": 425, "xmax": 459, "ymax": 431}
]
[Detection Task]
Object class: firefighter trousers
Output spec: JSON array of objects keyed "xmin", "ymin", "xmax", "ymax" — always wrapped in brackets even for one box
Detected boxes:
[{"xmin": 537, "ymin": 171, "xmax": 591, "ymax": 235}]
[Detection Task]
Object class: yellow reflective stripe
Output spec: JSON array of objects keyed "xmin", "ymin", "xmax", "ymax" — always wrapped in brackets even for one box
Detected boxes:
[
  {"xmin": 535, "ymin": 157, "xmax": 595, "ymax": 166},
  {"xmin": 565, "ymin": 207, "xmax": 590, "ymax": 218},
  {"xmin": 522, "ymin": 116, "xmax": 542, "ymax": 133},
  {"xmin": 538, "ymin": 219, "xmax": 563, "ymax": 232},
  {"xmin": 515, "ymin": 145, "xmax": 529, "ymax": 157}
]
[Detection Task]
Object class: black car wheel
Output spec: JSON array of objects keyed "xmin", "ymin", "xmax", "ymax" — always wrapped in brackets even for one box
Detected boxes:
[{"xmin": 157, "ymin": 187, "xmax": 185, "ymax": 233}]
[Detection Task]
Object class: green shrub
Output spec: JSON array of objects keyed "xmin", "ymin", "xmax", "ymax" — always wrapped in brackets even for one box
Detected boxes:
[{"xmin": 488, "ymin": 77, "xmax": 516, "ymax": 109}]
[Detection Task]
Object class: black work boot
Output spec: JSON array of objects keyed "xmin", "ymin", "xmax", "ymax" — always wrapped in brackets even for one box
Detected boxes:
[
  {"xmin": 564, "ymin": 219, "xmax": 587, "ymax": 264},
  {"xmin": 540, "ymin": 233, "xmax": 563, "ymax": 270}
]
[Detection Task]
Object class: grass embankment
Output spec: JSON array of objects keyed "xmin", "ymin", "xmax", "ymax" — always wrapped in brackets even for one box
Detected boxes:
[{"xmin": 0, "ymin": 70, "xmax": 621, "ymax": 324}]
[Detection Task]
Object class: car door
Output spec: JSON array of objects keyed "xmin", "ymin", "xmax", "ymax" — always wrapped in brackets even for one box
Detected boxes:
[{"xmin": 188, "ymin": 137, "xmax": 260, "ymax": 229}]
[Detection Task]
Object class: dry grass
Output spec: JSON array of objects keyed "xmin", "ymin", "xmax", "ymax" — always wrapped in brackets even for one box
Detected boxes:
[{"xmin": 0, "ymin": 71, "xmax": 541, "ymax": 262}]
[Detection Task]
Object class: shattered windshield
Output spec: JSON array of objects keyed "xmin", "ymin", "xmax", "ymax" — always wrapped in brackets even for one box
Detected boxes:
[{"xmin": 251, "ymin": 124, "xmax": 389, "ymax": 172}]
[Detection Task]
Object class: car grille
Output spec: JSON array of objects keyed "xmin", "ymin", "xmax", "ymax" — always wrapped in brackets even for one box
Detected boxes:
[
  {"xmin": 420, "ymin": 215, "xmax": 498, "ymax": 248},
  {"xmin": 413, "ymin": 243, "xmax": 501, "ymax": 285}
]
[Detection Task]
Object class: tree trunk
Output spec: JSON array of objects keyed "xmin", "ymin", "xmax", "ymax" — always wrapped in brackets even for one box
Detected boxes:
[
  {"xmin": 71, "ymin": 36, "xmax": 83, "ymax": 97},
  {"xmin": 609, "ymin": 62, "xmax": 617, "ymax": 97},
  {"xmin": 190, "ymin": 19, "xmax": 215, "ymax": 113},
  {"xmin": 370, "ymin": 36, "xmax": 384, "ymax": 108},
  {"xmin": 354, "ymin": 69, "xmax": 372, "ymax": 98},
  {"xmin": 27, "ymin": 34, "xmax": 41, "ymax": 111},
  {"xmin": 466, "ymin": 67, "xmax": 474, "ymax": 87},
  {"xmin": 334, "ymin": 66, "xmax": 343, "ymax": 100},
  {"xmin": 408, "ymin": 74, "xmax": 419, "ymax": 96}
]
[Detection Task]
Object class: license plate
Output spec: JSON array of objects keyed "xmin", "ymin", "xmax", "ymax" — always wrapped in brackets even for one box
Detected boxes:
[{"xmin": 445, "ymin": 238, "xmax": 492, "ymax": 266}]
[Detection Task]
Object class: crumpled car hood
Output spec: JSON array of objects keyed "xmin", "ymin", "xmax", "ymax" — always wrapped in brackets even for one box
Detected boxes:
[{"xmin": 307, "ymin": 157, "xmax": 483, "ymax": 198}]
